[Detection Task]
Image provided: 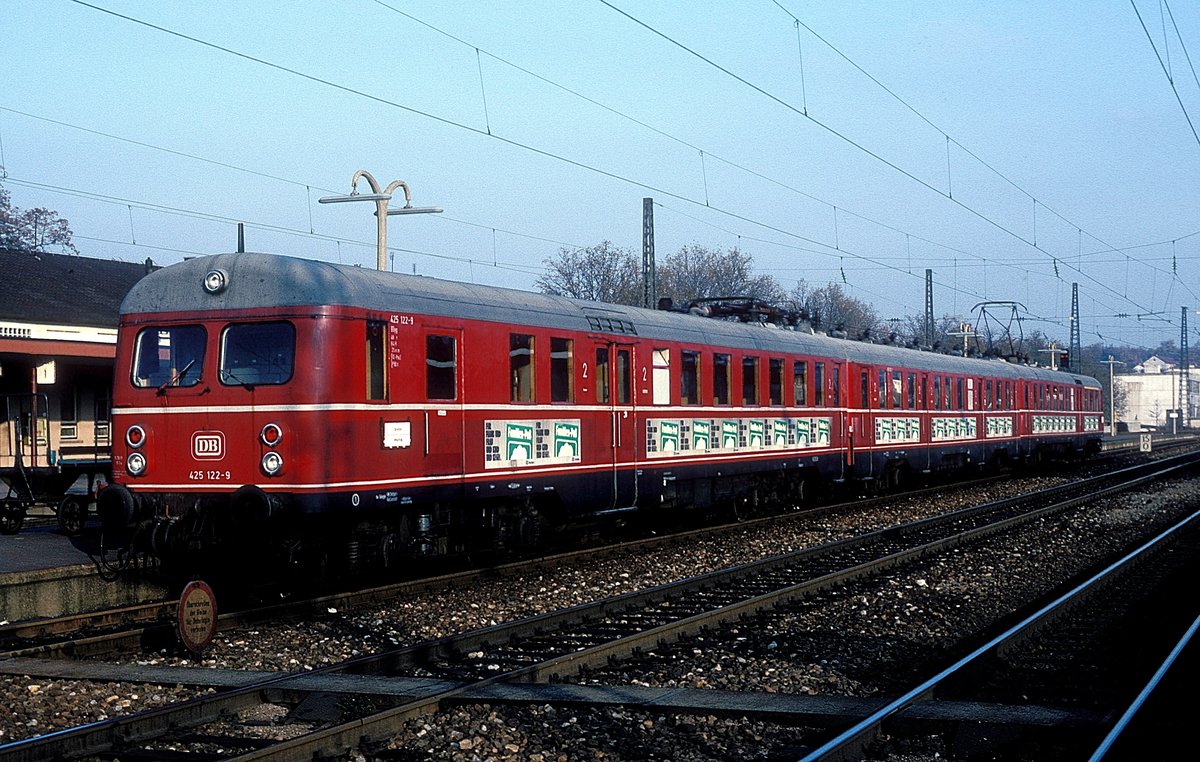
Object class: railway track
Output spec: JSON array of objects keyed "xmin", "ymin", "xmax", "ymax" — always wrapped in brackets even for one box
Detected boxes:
[
  {"xmin": 1, "ymin": 451, "xmax": 1194, "ymax": 760},
  {"xmin": 802, "ymin": 488, "xmax": 1200, "ymax": 760},
  {"xmin": 4, "ymin": 439, "xmax": 1192, "ymax": 658},
  {"xmin": 0, "ymin": 469, "xmax": 1031, "ymax": 658}
]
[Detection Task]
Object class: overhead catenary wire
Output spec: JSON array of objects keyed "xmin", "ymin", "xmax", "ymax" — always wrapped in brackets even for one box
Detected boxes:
[
  {"xmin": 0, "ymin": 106, "xmax": 590, "ymax": 260},
  {"xmin": 380, "ymin": 0, "xmax": 1197, "ymax": 315},
  {"xmin": 597, "ymin": 0, "xmax": 1179, "ymax": 320},
  {"xmin": 1131, "ymin": 0, "xmax": 1200, "ymax": 147},
  {"xmin": 60, "ymin": 0, "xmax": 1196, "ymax": 315},
  {"xmin": 45, "ymin": 2, "xmax": 984, "ymax": 317},
  {"xmin": 769, "ymin": 0, "xmax": 1187, "ymax": 277},
  {"xmin": 39, "ymin": 1, "xmax": 1195, "ymax": 342},
  {"xmin": 3, "ymin": 176, "xmax": 546, "ymax": 276},
  {"xmin": 367, "ymin": 0, "xmax": 1004, "ymax": 273}
]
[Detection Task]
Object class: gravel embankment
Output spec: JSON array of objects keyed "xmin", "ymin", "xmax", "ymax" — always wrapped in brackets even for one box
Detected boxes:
[
  {"xmin": 366, "ymin": 477, "xmax": 1200, "ymax": 761},
  {"xmin": 0, "ymin": 463, "xmax": 1190, "ymax": 755}
]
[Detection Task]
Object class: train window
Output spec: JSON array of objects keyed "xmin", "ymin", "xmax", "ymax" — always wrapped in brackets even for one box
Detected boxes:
[
  {"xmin": 742, "ymin": 357, "xmax": 759, "ymax": 406},
  {"xmin": 920, "ymin": 375, "xmax": 928, "ymax": 409},
  {"xmin": 713, "ymin": 353, "xmax": 731, "ymax": 405},
  {"xmin": 860, "ymin": 371, "xmax": 870, "ymax": 408},
  {"xmin": 616, "ymin": 348, "xmax": 631, "ymax": 405},
  {"xmin": 890, "ymin": 371, "xmax": 902, "ymax": 409},
  {"xmin": 906, "ymin": 373, "xmax": 916, "ymax": 409},
  {"xmin": 831, "ymin": 365, "xmax": 841, "ymax": 407},
  {"xmin": 769, "ymin": 358, "xmax": 783, "ymax": 406},
  {"xmin": 426, "ymin": 335, "xmax": 458, "ymax": 401},
  {"xmin": 956, "ymin": 377, "xmax": 965, "ymax": 410},
  {"xmin": 652, "ymin": 349, "xmax": 670, "ymax": 406},
  {"xmin": 984, "ymin": 379, "xmax": 993, "ymax": 410},
  {"xmin": 366, "ymin": 320, "xmax": 388, "ymax": 400},
  {"xmin": 793, "ymin": 361, "xmax": 808, "ymax": 406},
  {"xmin": 221, "ymin": 322, "xmax": 295, "ymax": 388},
  {"xmin": 933, "ymin": 376, "xmax": 942, "ymax": 410},
  {"xmin": 596, "ymin": 347, "xmax": 610, "ymax": 403},
  {"xmin": 814, "ymin": 362, "xmax": 825, "ymax": 406},
  {"xmin": 877, "ymin": 370, "xmax": 887, "ymax": 409},
  {"xmin": 60, "ymin": 390, "xmax": 77, "ymax": 440},
  {"xmin": 132, "ymin": 325, "xmax": 206, "ymax": 389},
  {"xmin": 680, "ymin": 350, "xmax": 700, "ymax": 405},
  {"xmin": 551, "ymin": 338, "xmax": 574, "ymax": 403},
  {"xmin": 510, "ymin": 334, "xmax": 535, "ymax": 403}
]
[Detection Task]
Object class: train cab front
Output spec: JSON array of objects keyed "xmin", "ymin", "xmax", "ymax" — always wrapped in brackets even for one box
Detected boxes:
[{"xmin": 103, "ymin": 301, "xmax": 301, "ymax": 569}]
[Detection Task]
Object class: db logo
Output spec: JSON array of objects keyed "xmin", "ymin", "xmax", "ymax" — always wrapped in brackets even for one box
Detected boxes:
[{"xmin": 192, "ymin": 431, "xmax": 225, "ymax": 461}]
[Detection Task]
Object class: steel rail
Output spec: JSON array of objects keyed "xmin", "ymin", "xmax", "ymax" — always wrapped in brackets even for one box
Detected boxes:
[
  {"xmin": 1088, "ymin": 612, "xmax": 1200, "ymax": 761},
  {"xmin": 5, "ymin": 437, "xmax": 1186, "ymax": 655},
  {"xmin": 797, "ymin": 507, "xmax": 1200, "ymax": 762},
  {"xmin": 224, "ymin": 454, "xmax": 1200, "ymax": 761},
  {"xmin": 1, "ymin": 453, "xmax": 1194, "ymax": 761},
  {"xmin": 0, "ymin": 466, "xmax": 1026, "ymax": 659}
]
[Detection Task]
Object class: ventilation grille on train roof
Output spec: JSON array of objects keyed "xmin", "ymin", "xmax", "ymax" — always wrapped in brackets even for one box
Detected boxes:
[{"xmin": 586, "ymin": 315, "xmax": 638, "ymax": 335}]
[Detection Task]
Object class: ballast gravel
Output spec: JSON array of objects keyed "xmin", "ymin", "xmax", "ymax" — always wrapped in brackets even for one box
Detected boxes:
[{"xmin": 0, "ymin": 457, "xmax": 1194, "ymax": 758}]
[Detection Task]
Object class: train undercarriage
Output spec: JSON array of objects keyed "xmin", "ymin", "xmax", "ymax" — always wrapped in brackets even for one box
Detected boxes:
[{"xmin": 96, "ymin": 436, "xmax": 1097, "ymax": 586}]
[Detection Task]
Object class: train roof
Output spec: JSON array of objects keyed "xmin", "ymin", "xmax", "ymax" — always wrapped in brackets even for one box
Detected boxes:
[{"xmin": 121, "ymin": 252, "xmax": 1100, "ymax": 388}]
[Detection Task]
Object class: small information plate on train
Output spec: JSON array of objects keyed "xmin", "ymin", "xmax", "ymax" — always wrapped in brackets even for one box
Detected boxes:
[{"xmin": 177, "ymin": 580, "xmax": 218, "ymax": 655}]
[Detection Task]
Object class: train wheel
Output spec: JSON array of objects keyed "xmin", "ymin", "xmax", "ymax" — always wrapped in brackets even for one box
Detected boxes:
[
  {"xmin": 57, "ymin": 495, "xmax": 88, "ymax": 536},
  {"xmin": 0, "ymin": 499, "xmax": 24, "ymax": 535}
]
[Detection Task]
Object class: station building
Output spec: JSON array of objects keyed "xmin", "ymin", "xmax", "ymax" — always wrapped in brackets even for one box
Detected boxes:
[{"xmin": 0, "ymin": 247, "xmax": 155, "ymax": 475}]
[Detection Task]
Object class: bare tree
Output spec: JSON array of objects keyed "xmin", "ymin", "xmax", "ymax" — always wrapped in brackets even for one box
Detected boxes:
[
  {"xmin": 17, "ymin": 206, "xmax": 79, "ymax": 254},
  {"xmin": 896, "ymin": 313, "xmax": 965, "ymax": 351},
  {"xmin": 658, "ymin": 244, "xmax": 784, "ymax": 304},
  {"xmin": 0, "ymin": 183, "xmax": 79, "ymax": 254},
  {"xmin": 0, "ymin": 184, "xmax": 19, "ymax": 249},
  {"xmin": 787, "ymin": 280, "xmax": 880, "ymax": 339},
  {"xmin": 535, "ymin": 241, "xmax": 641, "ymax": 304}
]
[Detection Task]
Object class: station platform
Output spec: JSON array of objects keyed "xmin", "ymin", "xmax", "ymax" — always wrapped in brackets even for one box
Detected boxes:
[{"xmin": 0, "ymin": 511, "xmax": 166, "ymax": 624}]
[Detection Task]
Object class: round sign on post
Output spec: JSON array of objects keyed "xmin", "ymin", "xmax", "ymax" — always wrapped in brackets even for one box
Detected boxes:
[{"xmin": 177, "ymin": 580, "xmax": 218, "ymax": 655}]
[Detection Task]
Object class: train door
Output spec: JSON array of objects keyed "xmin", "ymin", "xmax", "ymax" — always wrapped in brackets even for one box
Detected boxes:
[
  {"xmin": 594, "ymin": 341, "xmax": 638, "ymax": 509},
  {"xmin": 422, "ymin": 329, "xmax": 464, "ymax": 477}
]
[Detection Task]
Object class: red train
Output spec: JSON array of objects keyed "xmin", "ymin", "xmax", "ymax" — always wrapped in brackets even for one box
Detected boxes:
[{"xmin": 98, "ymin": 252, "xmax": 1104, "ymax": 570}]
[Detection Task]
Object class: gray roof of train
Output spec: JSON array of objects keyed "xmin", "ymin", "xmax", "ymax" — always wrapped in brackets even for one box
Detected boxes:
[{"xmin": 122, "ymin": 252, "xmax": 1099, "ymax": 388}]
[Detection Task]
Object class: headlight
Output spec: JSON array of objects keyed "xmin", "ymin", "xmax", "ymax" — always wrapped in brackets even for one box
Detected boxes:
[
  {"xmin": 126, "ymin": 425, "xmax": 146, "ymax": 448},
  {"xmin": 260, "ymin": 422, "xmax": 283, "ymax": 447},
  {"xmin": 127, "ymin": 452, "xmax": 147, "ymax": 476},
  {"xmin": 261, "ymin": 451, "xmax": 284, "ymax": 476},
  {"xmin": 203, "ymin": 268, "xmax": 228, "ymax": 294}
]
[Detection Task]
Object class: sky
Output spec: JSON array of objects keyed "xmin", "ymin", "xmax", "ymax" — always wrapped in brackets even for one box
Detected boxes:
[{"xmin": 3, "ymin": 0, "xmax": 1199, "ymax": 352}]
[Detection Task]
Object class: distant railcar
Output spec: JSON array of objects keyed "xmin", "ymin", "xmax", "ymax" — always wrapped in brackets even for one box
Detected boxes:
[{"xmin": 98, "ymin": 252, "xmax": 1104, "ymax": 570}]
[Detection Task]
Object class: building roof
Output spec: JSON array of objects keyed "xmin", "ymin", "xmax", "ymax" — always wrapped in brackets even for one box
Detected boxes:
[
  {"xmin": 1134, "ymin": 355, "xmax": 1173, "ymax": 373},
  {"xmin": 0, "ymin": 248, "xmax": 156, "ymax": 328}
]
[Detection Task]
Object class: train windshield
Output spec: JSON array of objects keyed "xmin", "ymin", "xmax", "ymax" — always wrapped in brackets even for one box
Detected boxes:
[
  {"xmin": 132, "ymin": 325, "xmax": 207, "ymax": 389},
  {"xmin": 220, "ymin": 321, "xmax": 295, "ymax": 387}
]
